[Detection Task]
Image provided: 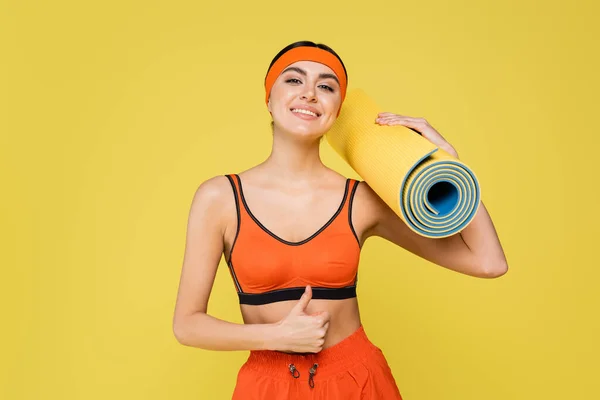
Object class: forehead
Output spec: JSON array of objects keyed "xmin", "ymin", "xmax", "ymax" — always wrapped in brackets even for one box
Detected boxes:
[{"xmin": 281, "ymin": 60, "xmax": 336, "ymax": 76}]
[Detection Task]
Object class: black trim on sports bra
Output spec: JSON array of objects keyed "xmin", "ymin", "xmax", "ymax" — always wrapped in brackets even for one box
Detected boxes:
[
  {"xmin": 348, "ymin": 180, "xmax": 361, "ymax": 286},
  {"xmin": 348, "ymin": 180, "xmax": 361, "ymax": 247},
  {"xmin": 238, "ymin": 285, "xmax": 357, "ymax": 305},
  {"xmin": 235, "ymin": 174, "xmax": 350, "ymax": 246},
  {"xmin": 225, "ymin": 174, "xmax": 243, "ymax": 292}
]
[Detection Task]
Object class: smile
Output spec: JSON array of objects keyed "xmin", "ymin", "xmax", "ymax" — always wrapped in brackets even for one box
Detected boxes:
[{"xmin": 290, "ymin": 108, "xmax": 320, "ymax": 117}]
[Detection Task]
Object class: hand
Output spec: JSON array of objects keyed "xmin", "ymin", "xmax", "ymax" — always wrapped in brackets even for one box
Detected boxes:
[
  {"xmin": 375, "ymin": 112, "xmax": 459, "ymax": 158},
  {"xmin": 273, "ymin": 285, "xmax": 330, "ymax": 353}
]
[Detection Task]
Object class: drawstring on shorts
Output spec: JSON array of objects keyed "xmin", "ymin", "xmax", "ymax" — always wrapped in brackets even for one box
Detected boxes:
[
  {"xmin": 234, "ymin": 326, "xmax": 404, "ymax": 399},
  {"xmin": 288, "ymin": 363, "xmax": 319, "ymax": 388},
  {"xmin": 288, "ymin": 364, "xmax": 300, "ymax": 378},
  {"xmin": 308, "ymin": 363, "xmax": 318, "ymax": 388}
]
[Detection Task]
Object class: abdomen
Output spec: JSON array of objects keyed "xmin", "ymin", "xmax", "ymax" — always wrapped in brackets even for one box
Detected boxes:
[{"xmin": 240, "ymin": 297, "xmax": 361, "ymax": 350}]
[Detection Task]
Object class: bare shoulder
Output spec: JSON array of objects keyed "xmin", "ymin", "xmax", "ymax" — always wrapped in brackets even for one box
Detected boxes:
[
  {"xmin": 188, "ymin": 175, "xmax": 236, "ymax": 232},
  {"xmin": 191, "ymin": 175, "xmax": 232, "ymax": 206},
  {"xmin": 193, "ymin": 175, "xmax": 233, "ymax": 200}
]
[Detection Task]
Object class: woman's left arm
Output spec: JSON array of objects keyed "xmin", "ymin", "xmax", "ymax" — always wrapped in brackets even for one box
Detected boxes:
[{"xmin": 361, "ymin": 113, "xmax": 508, "ymax": 278}]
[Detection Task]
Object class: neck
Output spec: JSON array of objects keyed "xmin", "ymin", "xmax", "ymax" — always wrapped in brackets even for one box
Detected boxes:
[{"xmin": 261, "ymin": 128, "xmax": 326, "ymax": 182}]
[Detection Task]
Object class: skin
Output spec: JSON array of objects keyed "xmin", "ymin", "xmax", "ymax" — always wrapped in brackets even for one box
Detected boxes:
[{"xmin": 172, "ymin": 60, "xmax": 508, "ymax": 354}]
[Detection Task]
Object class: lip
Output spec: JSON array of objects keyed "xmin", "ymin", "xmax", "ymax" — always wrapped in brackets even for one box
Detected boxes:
[{"xmin": 289, "ymin": 105, "xmax": 321, "ymax": 117}]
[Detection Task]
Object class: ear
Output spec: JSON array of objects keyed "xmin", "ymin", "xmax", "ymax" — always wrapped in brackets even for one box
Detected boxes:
[{"xmin": 267, "ymin": 98, "xmax": 272, "ymax": 113}]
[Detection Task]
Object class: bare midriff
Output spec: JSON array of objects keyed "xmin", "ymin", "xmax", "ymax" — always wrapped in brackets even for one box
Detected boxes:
[{"xmin": 240, "ymin": 297, "xmax": 361, "ymax": 351}]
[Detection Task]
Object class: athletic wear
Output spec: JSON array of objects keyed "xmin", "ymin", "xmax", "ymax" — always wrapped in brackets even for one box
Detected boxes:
[
  {"xmin": 231, "ymin": 325, "xmax": 403, "ymax": 399},
  {"xmin": 225, "ymin": 174, "xmax": 361, "ymax": 305}
]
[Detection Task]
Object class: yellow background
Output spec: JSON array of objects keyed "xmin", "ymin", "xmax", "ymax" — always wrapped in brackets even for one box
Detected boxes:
[{"xmin": 2, "ymin": 0, "xmax": 598, "ymax": 399}]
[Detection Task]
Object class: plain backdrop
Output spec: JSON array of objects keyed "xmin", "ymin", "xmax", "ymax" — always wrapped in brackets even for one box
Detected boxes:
[{"xmin": 1, "ymin": 0, "xmax": 598, "ymax": 399}]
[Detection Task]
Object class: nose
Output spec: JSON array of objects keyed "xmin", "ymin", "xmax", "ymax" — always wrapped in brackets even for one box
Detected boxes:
[{"xmin": 300, "ymin": 86, "xmax": 317, "ymax": 102}]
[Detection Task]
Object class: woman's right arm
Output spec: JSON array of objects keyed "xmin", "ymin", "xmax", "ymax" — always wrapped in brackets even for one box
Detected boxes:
[
  {"xmin": 171, "ymin": 176, "xmax": 329, "ymax": 352},
  {"xmin": 172, "ymin": 176, "xmax": 273, "ymax": 351}
]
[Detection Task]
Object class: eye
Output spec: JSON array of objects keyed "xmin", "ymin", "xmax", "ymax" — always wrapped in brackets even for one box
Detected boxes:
[
  {"xmin": 319, "ymin": 84, "xmax": 335, "ymax": 92},
  {"xmin": 285, "ymin": 78, "xmax": 302, "ymax": 84}
]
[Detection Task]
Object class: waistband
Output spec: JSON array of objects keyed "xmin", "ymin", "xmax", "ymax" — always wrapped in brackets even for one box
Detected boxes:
[{"xmin": 243, "ymin": 325, "xmax": 379, "ymax": 379}]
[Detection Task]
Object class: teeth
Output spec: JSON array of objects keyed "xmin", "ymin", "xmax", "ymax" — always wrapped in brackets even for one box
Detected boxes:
[{"xmin": 291, "ymin": 108, "xmax": 318, "ymax": 117}]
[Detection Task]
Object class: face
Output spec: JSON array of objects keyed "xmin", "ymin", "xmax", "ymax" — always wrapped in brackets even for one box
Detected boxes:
[{"xmin": 267, "ymin": 60, "xmax": 343, "ymax": 139}]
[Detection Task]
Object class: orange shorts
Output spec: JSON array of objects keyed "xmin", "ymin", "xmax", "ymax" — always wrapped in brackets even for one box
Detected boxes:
[{"xmin": 232, "ymin": 326, "xmax": 403, "ymax": 399}]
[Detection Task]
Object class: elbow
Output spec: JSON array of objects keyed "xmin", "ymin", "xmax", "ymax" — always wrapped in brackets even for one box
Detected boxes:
[
  {"xmin": 479, "ymin": 259, "xmax": 508, "ymax": 278},
  {"xmin": 172, "ymin": 318, "xmax": 190, "ymax": 346}
]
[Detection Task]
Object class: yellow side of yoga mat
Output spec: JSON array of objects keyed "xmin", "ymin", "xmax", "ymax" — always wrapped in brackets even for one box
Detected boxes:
[{"xmin": 326, "ymin": 89, "xmax": 481, "ymax": 238}]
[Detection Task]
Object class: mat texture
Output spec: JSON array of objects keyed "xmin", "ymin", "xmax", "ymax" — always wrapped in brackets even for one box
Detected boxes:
[{"xmin": 326, "ymin": 89, "xmax": 481, "ymax": 238}]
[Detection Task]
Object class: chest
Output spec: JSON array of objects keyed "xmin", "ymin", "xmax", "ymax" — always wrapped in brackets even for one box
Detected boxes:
[{"xmin": 230, "ymin": 228, "xmax": 360, "ymax": 293}]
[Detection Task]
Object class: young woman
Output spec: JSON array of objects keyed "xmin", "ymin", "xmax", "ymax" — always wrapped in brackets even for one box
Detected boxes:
[{"xmin": 173, "ymin": 40, "xmax": 508, "ymax": 399}]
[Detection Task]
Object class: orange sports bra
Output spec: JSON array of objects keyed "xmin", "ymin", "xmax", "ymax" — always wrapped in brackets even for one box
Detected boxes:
[{"xmin": 225, "ymin": 174, "xmax": 362, "ymax": 305}]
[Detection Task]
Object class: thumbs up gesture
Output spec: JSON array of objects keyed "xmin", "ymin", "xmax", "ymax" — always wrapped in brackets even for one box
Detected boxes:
[{"xmin": 274, "ymin": 286, "xmax": 330, "ymax": 353}]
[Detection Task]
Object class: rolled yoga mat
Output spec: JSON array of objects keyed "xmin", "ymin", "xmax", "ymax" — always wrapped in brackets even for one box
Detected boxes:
[{"xmin": 325, "ymin": 88, "xmax": 481, "ymax": 238}]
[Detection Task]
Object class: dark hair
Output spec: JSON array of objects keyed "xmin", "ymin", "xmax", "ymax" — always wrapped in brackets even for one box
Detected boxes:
[{"xmin": 266, "ymin": 40, "xmax": 348, "ymax": 83}]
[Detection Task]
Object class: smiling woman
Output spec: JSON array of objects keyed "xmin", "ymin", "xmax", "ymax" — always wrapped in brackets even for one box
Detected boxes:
[
  {"xmin": 172, "ymin": 39, "xmax": 507, "ymax": 400},
  {"xmin": 266, "ymin": 41, "xmax": 347, "ymax": 137}
]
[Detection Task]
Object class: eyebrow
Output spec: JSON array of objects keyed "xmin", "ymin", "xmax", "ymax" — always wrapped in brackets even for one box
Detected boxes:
[{"xmin": 282, "ymin": 66, "xmax": 340, "ymax": 86}]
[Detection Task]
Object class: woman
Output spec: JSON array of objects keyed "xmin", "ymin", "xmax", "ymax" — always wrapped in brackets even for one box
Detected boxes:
[{"xmin": 173, "ymin": 40, "xmax": 508, "ymax": 399}]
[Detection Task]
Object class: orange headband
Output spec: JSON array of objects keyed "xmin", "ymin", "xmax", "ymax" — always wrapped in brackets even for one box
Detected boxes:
[{"xmin": 264, "ymin": 46, "xmax": 347, "ymax": 107}]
